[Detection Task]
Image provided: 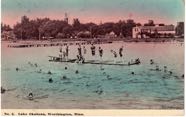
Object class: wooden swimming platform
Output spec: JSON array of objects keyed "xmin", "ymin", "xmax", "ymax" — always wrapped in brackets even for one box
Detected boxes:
[{"xmin": 48, "ymin": 56, "xmax": 141, "ymax": 66}]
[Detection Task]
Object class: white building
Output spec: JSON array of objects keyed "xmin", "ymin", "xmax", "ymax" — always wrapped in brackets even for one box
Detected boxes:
[{"xmin": 132, "ymin": 25, "xmax": 175, "ymax": 38}]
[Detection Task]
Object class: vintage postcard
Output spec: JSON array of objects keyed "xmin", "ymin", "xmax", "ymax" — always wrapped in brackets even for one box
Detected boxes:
[{"xmin": 1, "ymin": 0, "xmax": 185, "ymax": 116}]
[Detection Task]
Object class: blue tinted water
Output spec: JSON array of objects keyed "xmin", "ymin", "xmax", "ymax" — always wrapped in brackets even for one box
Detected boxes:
[{"xmin": 1, "ymin": 41, "xmax": 184, "ymax": 109}]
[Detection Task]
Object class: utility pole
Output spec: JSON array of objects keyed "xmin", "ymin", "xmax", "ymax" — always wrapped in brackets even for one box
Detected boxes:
[{"xmin": 64, "ymin": 12, "xmax": 68, "ymax": 24}]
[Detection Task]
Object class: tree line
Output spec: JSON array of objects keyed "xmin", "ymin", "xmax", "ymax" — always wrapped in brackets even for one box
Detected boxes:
[{"xmin": 1, "ymin": 15, "xmax": 184, "ymax": 40}]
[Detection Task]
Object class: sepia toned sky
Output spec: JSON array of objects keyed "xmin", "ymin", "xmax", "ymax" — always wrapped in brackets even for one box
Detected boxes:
[{"xmin": 2, "ymin": 0, "xmax": 185, "ymax": 27}]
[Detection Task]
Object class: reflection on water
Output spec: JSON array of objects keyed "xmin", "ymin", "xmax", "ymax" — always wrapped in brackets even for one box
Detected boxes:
[{"xmin": 1, "ymin": 41, "xmax": 184, "ymax": 109}]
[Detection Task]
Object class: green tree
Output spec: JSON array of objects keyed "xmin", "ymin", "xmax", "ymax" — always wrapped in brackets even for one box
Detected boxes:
[
  {"xmin": 122, "ymin": 19, "xmax": 136, "ymax": 37},
  {"xmin": 144, "ymin": 20, "xmax": 155, "ymax": 26},
  {"xmin": 176, "ymin": 22, "xmax": 184, "ymax": 36},
  {"xmin": 1, "ymin": 23, "xmax": 12, "ymax": 32}
]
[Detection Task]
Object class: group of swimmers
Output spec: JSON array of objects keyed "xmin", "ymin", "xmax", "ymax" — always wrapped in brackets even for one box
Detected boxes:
[
  {"xmin": 149, "ymin": 59, "xmax": 185, "ymax": 78},
  {"xmin": 9, "ymin": 58, "xmax": 184, "ymax": 100},
  {"xmin": 9, "ymin": 43, "xmax": 184, "ymax": 100}
]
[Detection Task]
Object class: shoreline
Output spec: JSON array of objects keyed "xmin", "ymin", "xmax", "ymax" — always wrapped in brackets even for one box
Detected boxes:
[{"xmin": 2, "ymin": 37, "xmax": 184, "ymax": 42}]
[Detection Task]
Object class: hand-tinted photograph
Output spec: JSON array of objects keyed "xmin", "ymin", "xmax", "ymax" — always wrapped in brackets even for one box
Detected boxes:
[{"xmin": 1, "ymin": 0, "xmax": 184, "ymax": 115}]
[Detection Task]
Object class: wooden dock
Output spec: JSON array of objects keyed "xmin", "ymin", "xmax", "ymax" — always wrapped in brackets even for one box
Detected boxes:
[
  {"xmin": 48, "ymin": 56, "xmax": 141, "ymax": 66},
  {"xmin": 7, "ymin": 40, "xmax": 113, "ymax": 48},
  {"xmin": 8, "ymin": 42, "xmax": 85, "ymax": 48}
]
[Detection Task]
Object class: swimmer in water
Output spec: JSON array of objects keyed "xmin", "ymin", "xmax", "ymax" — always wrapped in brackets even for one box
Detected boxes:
[
  {"xmin": 1, "ymin": 87, "xmax": 6, "ymax": 94},
  {"xmin": 49, "ymin": 78, "xmax": 53, "ymax": 83},
  {"xmin": 155, "ymin": 65, "xmax": 160, "ymax": 71},
  {"xmin": 75, "ymin": 70, "xmax": 79, "ymax": 74},
  {"xmin": 150, "ymin": 59, "xmax": 154, "ymax": 65},
  {"xmin": 34, "ymin": 63, "xmax": 38, "ymax": 67},
  {"xmin": 28, "ymin": 93, "xmax": 34, "ymax": 100},
  {"xmin": 16, "ymin": 67, "xmax": 19, "ymax": 71},
  {"xmin": 164, "ymin": 66, "xmax": 167, "ymax": 72},
  {"xmin": 48, "ymin": 71, "xmax": 52, "ymax": 75}
]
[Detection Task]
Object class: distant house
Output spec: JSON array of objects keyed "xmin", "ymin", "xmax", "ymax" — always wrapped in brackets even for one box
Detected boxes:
[
  {"xmin": 77, "ymin": 31, "xmax": 91, "ymax": 38},
  {"xmin": 105, "ymin": 31, "xmax": 117, "ymax": 39},
  {"xmin": 1, "ymin": 31, "xmax": 16, "ymax": 40},
  {"xmin": 132, "ymin": 25, "xmax": 175, "ymax": 38}
]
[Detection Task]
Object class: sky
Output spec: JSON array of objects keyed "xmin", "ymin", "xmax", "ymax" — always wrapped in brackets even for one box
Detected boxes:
[{"xmin": 1, "ymin": 0, "xmax": 185, "ymax": 27}]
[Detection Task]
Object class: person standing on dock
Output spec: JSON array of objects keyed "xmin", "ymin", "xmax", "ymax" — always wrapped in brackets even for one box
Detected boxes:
[
  {"xmin": 119, "ymin": 46, "xmax": 124, "ymax": 63},
  {"xmin": 111, "ymin": 50, "xmax": 117, "ymax": 63},
  {"xmin": 99, "ymin": 46, "xmax": 104, "ymax": 70},
  {"xmin": 91, "ymin": 44, "xmax": 96, "ymax": 56},
  {"xmin": 78, "ymin": 45, "xmax": 82, "ymax": 58},
  {"xmin": 83, "ymin": 46, "xmax": 87, "ymax": 55},
  {"xmin": 59, "ymin": 46, "xmax": 63, "ymax": 61},
  {"xmin": 77, "ymin": 45, "xmax": 85, "ymax": 63},
  {"xmin": 63, "ymin": 51, "xmax": 66, "ymax": 61},
  {"xmin": 119, "ymin": 46, "xmax": 123, "ymax": 57},
  {"xmin": 65, "ymin": 45, "xmax": 69, "ymax": 60},
  {"xmin": 111, "ymin": 50, "xmax": 117, "ymax": 58},
  {"xmin": 99, "ymin": 47, "xmax": 103, "ymax": 58},
  {"xmin": 59, "ymin": 46, "xmax": 62, "ymax": 53}
]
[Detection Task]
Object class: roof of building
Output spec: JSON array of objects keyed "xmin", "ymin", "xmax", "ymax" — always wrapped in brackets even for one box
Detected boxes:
[{"xmin": 135, "ymin": 25, "xmax": 174, "ymax": 31}]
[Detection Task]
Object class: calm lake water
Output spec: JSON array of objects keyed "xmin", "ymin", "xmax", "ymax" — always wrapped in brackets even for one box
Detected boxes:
[{"xmin": 1, "ymin": 41, "xmax": 184, "ymax": 109}]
